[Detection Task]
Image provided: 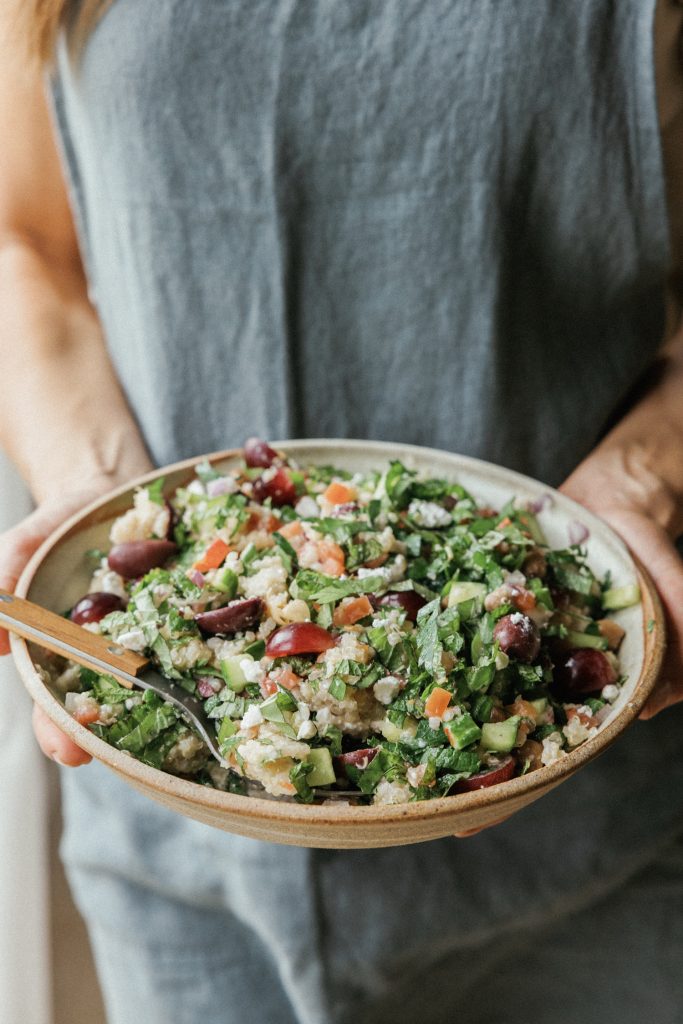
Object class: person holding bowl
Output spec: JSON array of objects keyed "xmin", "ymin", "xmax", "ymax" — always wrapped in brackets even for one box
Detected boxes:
[{"xmin": 1, "ymin": 1, "xmax": 683, "ymax": 1021}]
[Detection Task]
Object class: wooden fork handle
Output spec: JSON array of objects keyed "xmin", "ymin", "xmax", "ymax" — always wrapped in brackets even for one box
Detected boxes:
[{"xmin": 0, "ymin": 590, "xmax": 150, "ymax": 685}]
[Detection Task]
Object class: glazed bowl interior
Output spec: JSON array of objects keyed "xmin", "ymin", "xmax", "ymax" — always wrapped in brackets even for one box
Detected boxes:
[{"xmin": 12, "ymin": 440, "xmax": 664, "ymax": 848}]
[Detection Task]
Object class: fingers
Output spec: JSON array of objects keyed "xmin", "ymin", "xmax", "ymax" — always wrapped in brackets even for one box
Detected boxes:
[
  {"xmin": 0, "ymin": 489, "xmax": 108, "ymax": 657},
  {"xmin": 32, "ymin": 704, "xmax": 91, "ymax": 767}
]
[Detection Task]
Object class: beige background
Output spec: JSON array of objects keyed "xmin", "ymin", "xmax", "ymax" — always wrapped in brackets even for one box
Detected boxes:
[{"xmin": 0, "ymin": 452, "xmax": 104, "ymax": 1024}]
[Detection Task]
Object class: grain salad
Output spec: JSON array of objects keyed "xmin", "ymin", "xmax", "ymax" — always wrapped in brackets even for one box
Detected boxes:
[{"xmin": 60, "ymin": 439, "xmax": 640, "ymax": 804}]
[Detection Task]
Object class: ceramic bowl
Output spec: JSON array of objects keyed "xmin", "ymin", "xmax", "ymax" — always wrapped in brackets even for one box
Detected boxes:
[{"xmin": 11, "ymin": 440, "xmax": 665, "ymax": 848}]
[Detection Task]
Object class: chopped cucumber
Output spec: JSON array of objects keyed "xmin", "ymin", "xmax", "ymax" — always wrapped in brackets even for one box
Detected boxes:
[
  {"xmin": 379, "ymin": 716, "xmax": 418, "ymax": 743},
  {"xmin": 602, "ymin": 584, "xmax": 641, "ymax": 611},
  {"xmin": 517, "ymin": 509, "xmax": 546, "ymax": 545},
  {"xmin": 221, "ymin": 655, "xmax": 250, "ymax": 692},
  {"xmin": 306, "ymin": 747, "xmax": 336, "ymax": 787},
  {"xmin": 481, "ymin": 716, "xmax": 521, "ymax": 753},
  {"xmin": 218, "ymin": 717, "xmax": 237, "ymax": 743},
  {"xmin": 448, "ymin": 581, "xmax": 487, "ymax": 609},
  {"xmin": 213, "ymin": 567, "xmax": 238, "ymax": 598},
  {"xmin": 565, "ymin": 629, "xmax": 608, "ymax": 651},
  {"xmin": 444, "ymin": 713, "xmax": 482, "ymax": 750}
]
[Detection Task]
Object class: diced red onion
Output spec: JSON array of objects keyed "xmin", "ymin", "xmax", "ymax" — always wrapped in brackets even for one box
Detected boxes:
[
  {"xmin": 196, "ymin": 676, "xmax": 222, "ymax": 698},
  {"xmin": 207, "ymin": 476, "xmax": 236, "ymax": 498},
  {"xmin": 529, "ymin": 492, "xmax": 554, "ymax": 514},
  {"xmin": 188, "ymin": 569, "xmax": 206, "ymax": 588},
  {"xmin": 568, "ymin": 520, "xmax": 590, "ymax": 545}
]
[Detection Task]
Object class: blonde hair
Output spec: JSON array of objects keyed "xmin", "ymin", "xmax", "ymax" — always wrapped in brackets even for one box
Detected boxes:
[{"xmin": 23, "ymin": 0, "xmax": 111, "ymax": 62}]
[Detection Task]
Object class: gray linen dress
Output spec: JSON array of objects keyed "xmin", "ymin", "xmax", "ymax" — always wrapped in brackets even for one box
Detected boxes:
[{"xmin": 50, "ymin": 2, "xmax": 683, "ymax": 1022}]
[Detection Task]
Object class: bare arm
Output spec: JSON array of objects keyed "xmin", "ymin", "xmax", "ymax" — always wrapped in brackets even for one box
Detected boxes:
[{"xmin": 0, "ymin": 12, "xmax": 152, "ymax": 762}]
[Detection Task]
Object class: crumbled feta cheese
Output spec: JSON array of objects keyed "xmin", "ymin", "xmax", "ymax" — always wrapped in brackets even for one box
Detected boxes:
[
  {"xmin": 407, "ymin": 499, "xmax": 453, "ymax": 529},
  {"xmin": 373, "ymin": 780, "xmax": 411, "ymax": 805},
  {"xmin": 280, "ymin": 599, "xmax": 310, "ymax": 623},
  {"xmin": 372, "ymin": 675, "xmax": 402, "ymax": 705},
  {"xmin": 541, "ymin": 732, "xmax": 565, "ymax": 766},
  {"xmin": 239, "ymin": 657, "xmax": 264, "ymax": 684},
  {"xmin": 562, "ymin": 715, "xmax": 593, "ymax": 748},
  {"xmin": 241, "ymin": 705, "xmax": 264, "ymax": 729},
  {"xmin": 110, "ymin": 486, "xmax": 171, "ymax": 544},
  {"xmin": 116, "ymin": 628, "xmax": 147, "ymax": 652},
  {"xmin": 296, "ymin": 720, "xmax": 317, "ymax": 741},
  {"xmin": 294, "ymin": 495, "xmax": 320, "ymax": 518},
  {"xmin": 295, "ymin": 702, "xmax": 311, "ymax": 722},
  {"xmin": 428, "ymin": 716, "xmax": 442, "ymax": 731},
  {"xmin": 406, "ymin": 764, "xmax": 427, "ymax": 788},
  {"xmin": 89, "ymin": 563, "xmax": 128, "ymax": 600},
  {"xmin": 601, "ymin": 684, "xmax": 619, "ymax": 703}
]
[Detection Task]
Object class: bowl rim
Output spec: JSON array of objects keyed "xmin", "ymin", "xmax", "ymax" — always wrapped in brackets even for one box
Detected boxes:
[{"xmin": 11, "ymin": 439, "xmax": 666, "ymax": 829}]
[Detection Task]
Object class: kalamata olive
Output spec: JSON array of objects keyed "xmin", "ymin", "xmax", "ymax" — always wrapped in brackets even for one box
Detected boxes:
[
  {"xmin": 70, "ymin": 592, "xmax": 126, "ymax": 625},
  {"xmin": 252, "ymin": 467, "xmax": 298, "ymax": 507},
  {"xmin": 493, "ymin": 613, "xmax": 540, "ymax": 663},
  {"xmin": 335, "ymin": 748, "xmax": 379, "ymax": 773},
  {"xmin": 108, "ymin": 539, "xmax": 178, "ymax": 579},
  {"xmin": 195, "ymin": 598, "xmax": 263, "ymax": 635},
  {"xmin": 265, "ymin": 622, "xmax": 336, "ymax": 657},
  {"xmin": 372, "ymin": 590, "xmax": 427, "ymax": 622},
  {"xmin": 244, "ymin": 437, "xmax": 281, "ymax": 468},
  {"xmin": 453, "ymin": 756, "xmax": 516, "ymax": 792},
  {"xmin": 552, "ymin": 647, "xmax": 617, "ymax": 696},
  {"xmin": 165, "ymin": 501, "xmax": 178, "ymax": 540}
]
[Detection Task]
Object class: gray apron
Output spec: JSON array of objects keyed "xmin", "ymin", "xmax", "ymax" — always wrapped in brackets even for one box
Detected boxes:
[{"xmin": 51, "ymin": 3, "xmax": 683, "ymax": 1021}]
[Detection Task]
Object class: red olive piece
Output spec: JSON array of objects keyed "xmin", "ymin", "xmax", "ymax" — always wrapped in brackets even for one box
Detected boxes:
[
  {"xmin": 372, "ymin": 590, "xmax": 427, "ymax": 622},
  {"xmin": 493, "ymin": 613, "xmax": 541, "ymax": 663},
  {"xmin": 195, "ymin": 598, "xmax": 263, "ymax": 636},
  {"xmin": 252, "ymin": 467, "xmax": 298, "ymax": 507},
  {"xmin": 70, "ymin": 592, "xmax": 126, "ymax": 625},
  {"xmin": 265, "ymin": 622, "xmax": 336, "ymax": 657},
  {"xmin": 453, "ymin": 756, "xmax": 516, "ymax": 793},
  {"xmin": 335, "ymin": 748, "xmax": 380, "ymax": 773},
  {"xmin": 108, "ymin": 539, "xmax": 178, "ymax": 579},
  {"xmin": 552, "ymin": 647, "xmax": 617, "ymax": 696},
  {"xmin": 244, "ymin": 437, "xmax": 281, "ymax": 468}
]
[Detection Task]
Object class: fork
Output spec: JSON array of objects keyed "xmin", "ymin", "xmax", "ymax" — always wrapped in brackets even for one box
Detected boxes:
[{"xmin": 0, "ymin": 590, "xmax": 357, "ymax": 800}]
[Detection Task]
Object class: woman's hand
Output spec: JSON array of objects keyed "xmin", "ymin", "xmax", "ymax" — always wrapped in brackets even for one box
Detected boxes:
[
  {"xmin": 561, "ymin": 444, "xmax": 683, "ymax": 719},
  {"xmin": 0, "ymin": 472, "xmax": 151, "ymax": 765}
]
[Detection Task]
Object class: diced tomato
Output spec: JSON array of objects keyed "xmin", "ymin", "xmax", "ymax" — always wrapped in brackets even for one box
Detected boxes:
[
  {"xmin": 317, "ymin": 540, "xmax": 345, "ymax": 576},
  {"xmin": 260, "ymin": 678, "xmax": 278, "ymax": 697},
  {"xmin": 193, "ymin": 538, "xmax": 231, "ymax": 573},
  {"xmin": 278, "ymin": 520, "xmax": 305, "ymax": 540},
  {"xmin": 265, "ymin": 514, "xmax": 283, "ymax": 533},
  {"xmin": 74, "ymin": 706, "xmax": 100, "ymax": 726},
  {"xmin": 333, "ymin": 595, "xmax": 374, "ymax": 627},
  {"xmin": 424, "ymin": 686, "xmax": 452, "ymax": 719},
  {"xmin": 323, "ymin": 481, "xmax": 356, "ymax": 505},
  {"xmin": 272, "ymin": 666, "xmax": 302, "ymax": 690},
  {"xmin": 510, "ymin": 585, "xmax": 537, "ymax": 613},
  {"xmin": 497, "ymin": 516, "xmax": 513, "ymax": 529}
]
